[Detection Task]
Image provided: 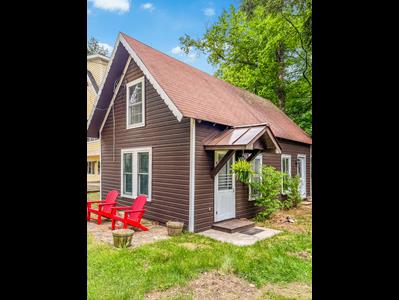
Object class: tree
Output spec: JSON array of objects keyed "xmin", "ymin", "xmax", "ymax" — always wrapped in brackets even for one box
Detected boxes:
[
  {"xmin": 179, "ymin": 0, "xmax": 312, "ymax": 135},
  {"xmin": 87, "ymin": 37, "xmax": 109, "ymax": 56}
]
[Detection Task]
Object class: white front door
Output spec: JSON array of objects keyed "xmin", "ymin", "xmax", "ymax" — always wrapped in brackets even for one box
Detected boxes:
[
  {"xmin": 297, "ymin": 155, "xmax": 307, "ymax": 198},
  {"xmin": 214, "ymin": 151, "xmax": 235, "ymax": 222}
]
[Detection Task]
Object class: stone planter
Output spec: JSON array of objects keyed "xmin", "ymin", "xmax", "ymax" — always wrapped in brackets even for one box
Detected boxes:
[
  {"xmin": 166, "ymin": 221, "xmax": 184, "ymax": 236},
  {"xmin": 112, "ymin": 229, "xmax": 134, "ymax": 248}
]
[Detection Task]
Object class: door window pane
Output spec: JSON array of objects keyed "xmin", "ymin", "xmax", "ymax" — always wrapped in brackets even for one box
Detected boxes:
[
  {"xmin": 123, "ymin": 153, "xmax": 133, "ymax": 195},
  {"xmin": 217, "ymin": 153, "xmax": 233, "ymax": 191},
  {"xmin": 138, "ymin": 152, "xmax": 149, "ymax": 195}
]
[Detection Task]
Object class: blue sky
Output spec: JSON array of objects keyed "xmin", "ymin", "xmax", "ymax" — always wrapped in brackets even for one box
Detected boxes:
[{"xmin": 87, "ymin": 0, "xmax": 239, "ymax": 75}]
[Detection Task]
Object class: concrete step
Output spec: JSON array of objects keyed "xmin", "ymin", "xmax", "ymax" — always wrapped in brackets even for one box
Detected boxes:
[{"xmin": 212, "ymin": 219, "xmax": 255, "ymax": 233}]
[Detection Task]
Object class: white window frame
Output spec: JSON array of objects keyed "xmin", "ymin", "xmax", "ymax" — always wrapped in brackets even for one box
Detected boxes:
[
  {"xmin": 126, "ymin": 77, "xmax": 145, "ymax": 129},
  {"xmin": 297, "ymin": 154, "xmax": 307, "ymax": 198},
  {"xmin": 249, "ymin": 154, "xmax": 262, "ymax": 201},
  {"xmin": 120, "ymin": 147, "xmax": 152, "ymax": 201},
  {"xmin": 281, "ymin": 154, "xmax": 291, "ymax": 194}
]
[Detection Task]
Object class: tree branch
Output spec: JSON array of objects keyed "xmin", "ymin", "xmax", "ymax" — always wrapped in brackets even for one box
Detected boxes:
[{"xmin": 281, "ymin": 14, "xmax": 312, "ymax": 87}]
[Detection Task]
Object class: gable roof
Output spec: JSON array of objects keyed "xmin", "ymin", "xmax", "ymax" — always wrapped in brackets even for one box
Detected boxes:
[{"xmin": 87, "ymin": 32, "xmax": 311, "ymax": 145}]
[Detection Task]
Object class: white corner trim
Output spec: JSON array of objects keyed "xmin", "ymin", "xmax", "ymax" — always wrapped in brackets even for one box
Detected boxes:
[
  {"xmin": 188, "ymin": 118, "xmax": 196, "ymax": 232},
  {"xmin": 87, "ymin": 35, "xmax": 123, "ymax": 131},
  {"xmin": 99, "ymin": 57, "xmax": 132, "ymax": 134},
  {"xmin": 99, "ymin": 131, "xmax": 102, "ymax": 198},
  {"xmin": 119, "ymin": 35, "xmax": 184, "ymax": 122}
]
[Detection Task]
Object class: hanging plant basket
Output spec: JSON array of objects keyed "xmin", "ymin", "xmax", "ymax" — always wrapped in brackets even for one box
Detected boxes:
[{"xmin": 166, "ymin": 221, "xmax": 184, "ymax": 236}]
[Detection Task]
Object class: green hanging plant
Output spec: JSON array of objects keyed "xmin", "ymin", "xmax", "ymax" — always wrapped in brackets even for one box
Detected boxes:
[{"xmin": 231, "ymin": 159, "xmax": 254, "ymax": 184}]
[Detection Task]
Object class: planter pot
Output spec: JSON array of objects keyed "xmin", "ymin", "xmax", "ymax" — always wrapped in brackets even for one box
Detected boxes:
[
  {"xmin": 112, "ymin": 229, "xmax": 134, "ymax": 248},
  {"xmin": 166, "ymin": 221, "xmax": 184, "ymax": 236}
]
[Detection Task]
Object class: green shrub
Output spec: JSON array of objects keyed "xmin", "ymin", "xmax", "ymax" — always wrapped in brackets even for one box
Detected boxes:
[
  {"xmin": 283, "ymin": 175, "xmax": 302, "ymax": 209},
  {"xmin": 232, "ymin": 161, "xmax": 283, "ymax": 220}
]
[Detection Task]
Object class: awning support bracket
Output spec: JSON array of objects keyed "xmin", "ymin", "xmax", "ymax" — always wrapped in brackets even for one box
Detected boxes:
[{"xmin": 210, "ymin": 150, "xmax": 235, "ymax": 178}]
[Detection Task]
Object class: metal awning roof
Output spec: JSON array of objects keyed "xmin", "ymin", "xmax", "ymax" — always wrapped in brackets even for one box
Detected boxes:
[{"xmin": 204, "ymin": 124, "xmax": 282, "ymax": 153}]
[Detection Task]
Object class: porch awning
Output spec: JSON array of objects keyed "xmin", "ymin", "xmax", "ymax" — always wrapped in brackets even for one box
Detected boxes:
[{"xmin": 204, "ymin": 123, "xmax": 282, "ymax": 154}]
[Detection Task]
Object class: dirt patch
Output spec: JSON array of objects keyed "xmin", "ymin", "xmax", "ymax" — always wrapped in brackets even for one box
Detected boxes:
[
  {"xmin": 259, "ymin": 202, "xmax": 312, "ymax": 233},
  {"xmin": 178, "ymin": 242, "xmax": 211, "ymax": 250},
  {"xmin": 87, "ymin": 218, "xmax": 170, "ymax": 248},
  {"xmin": 261, "ymin": 282, "xmax": 312, "ymax": 300},
  {"xmin": 288, "ymin": 251, "xmax": 312, "ymax": 261},
  {"xmin": 145, "ymin": 271, "xmax": 262, "ymax": 300}
]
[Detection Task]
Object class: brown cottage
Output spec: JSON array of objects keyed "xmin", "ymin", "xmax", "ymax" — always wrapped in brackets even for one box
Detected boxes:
[{"xmin": 87, "ymin": 32, "xmax": 312, "ymax": 232}]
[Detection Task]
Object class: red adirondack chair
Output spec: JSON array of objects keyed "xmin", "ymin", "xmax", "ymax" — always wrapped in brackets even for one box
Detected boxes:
[
  {"xmin": 87, "ymin": 190, "xmax": 119, "ymax": 224},
  {"xmin": 111, "ymin": 195, "xmax": 148, "ymax": 231}
]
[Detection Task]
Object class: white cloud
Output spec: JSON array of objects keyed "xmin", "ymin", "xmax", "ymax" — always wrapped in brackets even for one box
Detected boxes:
[
  {"xmin": 141, "ymin": 3, "xmax": 155, "ymax": 11},
  {"xmin": 203, "ymin": 7, "xmax": 215, "ymax": 17},
  {"xmin": 99, "ymin": 42, "xmax": 113, "ymax": 54},
  {"xmin": 171, "ymin": 46, "xmax": 198, "ymax": 61},
  {"xmin": 171, "ymin": 46, "xmax": 183, "ymax": 55},
  {"xmin": 87, "ymin": 9, "xmax": 92, "ymax": 15},
  {"xmin": 89, "ymin": 0, "xmax": 130, "ymax": 13}
]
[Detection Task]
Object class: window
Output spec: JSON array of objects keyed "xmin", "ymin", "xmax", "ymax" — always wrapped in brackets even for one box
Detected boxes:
[
  {"xmin": 249, "ymin": 155, "xmax": 262, "ymax": 200},
  {"xmin": 87, "ymin": 161, "xmax": 95, "ymax": 175},
  {"xmin": 98, "ymin": 161, "xmax": 101, "ymax": 175},
  {"xmin": 281, "ymin": 154, "xmax": 291, "ymax": 194},
  {"xmin": 126, "ymin": 77, "xmax": 145, "ymax": 128},
  {"xmin": 216, "ymin": 152, "xmax": 233, "ymax": 190},
  {"xmin": 121, "ymin": 148, "xmax": 152, "ymax": 200}
]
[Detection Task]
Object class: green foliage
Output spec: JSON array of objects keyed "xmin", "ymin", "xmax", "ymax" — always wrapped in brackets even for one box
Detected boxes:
[
  {"xmin": 282, "ymin": 175, "xmax": 302, "ymax": 209},
  {"xmin": 179, "ymin": 0, "xmax": 312, "ymax": 135},
  {"xmin": 252, "ymin": 166, "xmax": 284, "ymax": 220},
  {"xmin": 87, "ymin": 37, "xmax": 109, "ymax": 56},
  {"xmin": 231, "ymin": 159, "xmax": 254, "ymax": 183},
  {"xmin": 232, "ymin": 162, "xmax": 283, "ymax": 220}
]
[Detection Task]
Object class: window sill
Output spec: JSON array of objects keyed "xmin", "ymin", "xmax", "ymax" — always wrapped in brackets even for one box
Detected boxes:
[{"xmin": 127, "ymin": 123, "xmax": 145, "ymax": 129}]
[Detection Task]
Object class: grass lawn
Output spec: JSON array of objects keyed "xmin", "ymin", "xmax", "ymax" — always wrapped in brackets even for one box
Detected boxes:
[
  {"xmin": 87, "ymin": 203, "xmax": 312, "ymax": 300},
  {"xmin": 87, "ymin": 192, "xmax": 100, "ymax": 201}
]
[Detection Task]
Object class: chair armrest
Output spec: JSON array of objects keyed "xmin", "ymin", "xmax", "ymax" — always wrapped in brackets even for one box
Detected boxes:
[{"xmin": 111, "ymin": 206, "xmax": 131, "ymax": 215}]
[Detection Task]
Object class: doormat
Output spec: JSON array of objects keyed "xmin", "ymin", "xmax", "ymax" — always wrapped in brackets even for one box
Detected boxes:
[{"xmin": 239, "ymin": 227, "xmax": 264, "ymax": 235}]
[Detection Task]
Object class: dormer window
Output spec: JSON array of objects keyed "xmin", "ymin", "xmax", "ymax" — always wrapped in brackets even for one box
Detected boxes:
[{"xmin": 126, "ymin": 77, "xmax": 145, "ymax": 128}]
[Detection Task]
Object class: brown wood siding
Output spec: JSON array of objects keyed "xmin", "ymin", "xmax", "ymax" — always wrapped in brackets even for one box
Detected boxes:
[
  {"xmin": 194, "ymin": 121, "xmax": 311, "ymax": 231},
  {"xmin": 101, "ymin": 59, "xmax": 191, "ymax": 227}
]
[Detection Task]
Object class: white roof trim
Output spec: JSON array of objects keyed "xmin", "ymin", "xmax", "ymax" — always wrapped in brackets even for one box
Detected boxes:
[
  {"xmin": 87, "ymin": 54, "xmax": 110, "ymax": 61},
  {"xmin": 119, "ymin": 35, "xmax": 183, "ymax": 122}
]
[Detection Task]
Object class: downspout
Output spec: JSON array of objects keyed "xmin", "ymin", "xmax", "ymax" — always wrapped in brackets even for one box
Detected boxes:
[{"xmin": 188, "ymin": 118, "xmax": 196, "ymax": 232}]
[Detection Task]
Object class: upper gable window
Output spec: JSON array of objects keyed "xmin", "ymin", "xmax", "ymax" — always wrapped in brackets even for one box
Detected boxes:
[{"xmin": 126, "ymin": 77, "xmax": 145, "ymax": 128}]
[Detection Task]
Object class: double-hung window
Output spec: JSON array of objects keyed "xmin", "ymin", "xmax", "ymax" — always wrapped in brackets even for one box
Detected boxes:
[
  {"xmin": 121, "ymin": 148, "xmax": 152, "ymax": 201},
  {"xmin": 87, "ymin": 161, "xmax": 95, "ymax": 175},
  {"xmin": 126, "ymin": 77, "xmax": 145, "ymax": 128},
  {"xmin": 281, "ymin": 154, "xmax": 291, "ymax": 194},
  {"xmin": 249, "ymin": 154, "xmax": 262, "ymax": 200}
]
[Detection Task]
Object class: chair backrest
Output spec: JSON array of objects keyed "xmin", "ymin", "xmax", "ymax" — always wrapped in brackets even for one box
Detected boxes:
[
  {"xmin": 103, "ymin": 190, "xmax": 119, "ymax": 213},
  {"xmin": 128, "ymin": 195, "xmax": 147, "ymax": 222}
]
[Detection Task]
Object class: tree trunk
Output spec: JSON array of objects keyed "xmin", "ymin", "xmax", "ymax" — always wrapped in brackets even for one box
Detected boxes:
[{"xmin": 276, "ymin": 42, "xmax": 286, "ymax": 111}]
